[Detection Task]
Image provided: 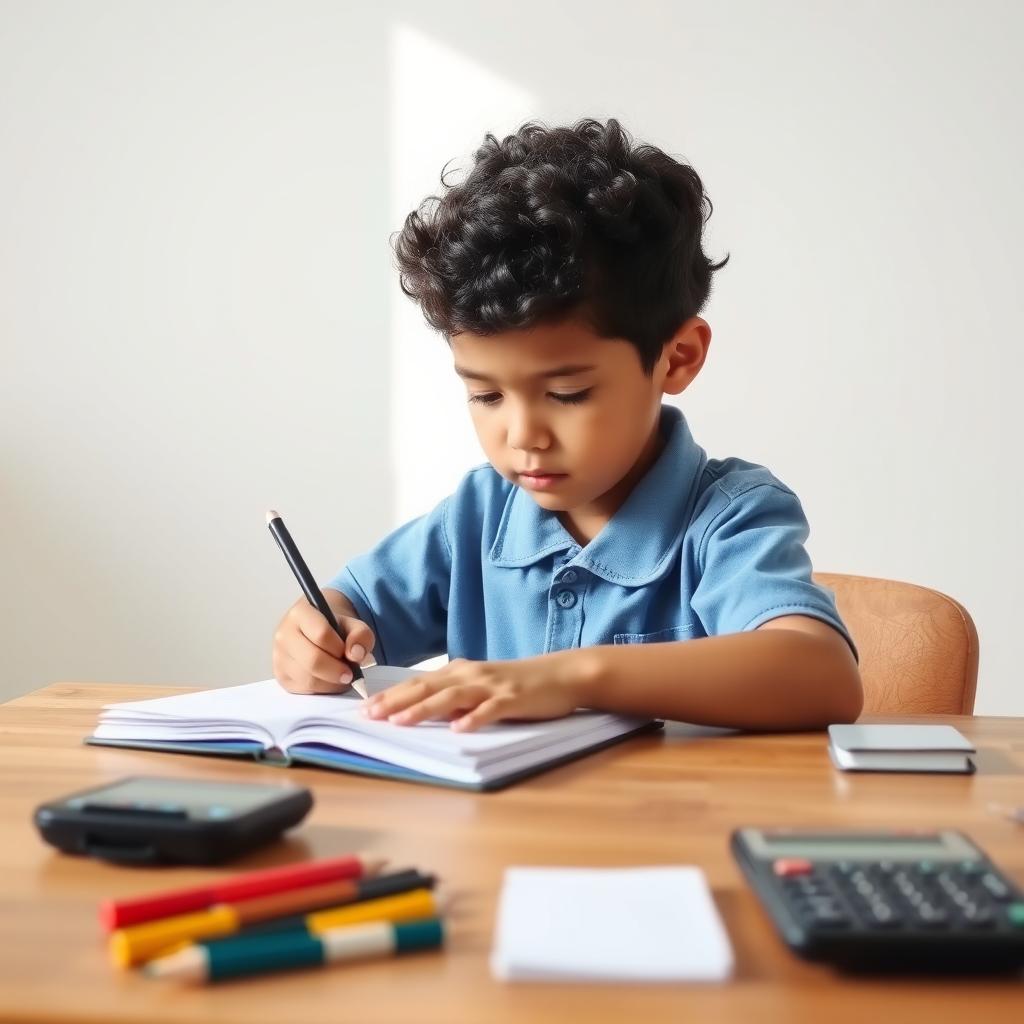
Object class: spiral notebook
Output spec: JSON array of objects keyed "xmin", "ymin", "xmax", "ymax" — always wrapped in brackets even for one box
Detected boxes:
[{"xmin": 87, "ymin": 667, "xmax": 657, "ymax": 791}]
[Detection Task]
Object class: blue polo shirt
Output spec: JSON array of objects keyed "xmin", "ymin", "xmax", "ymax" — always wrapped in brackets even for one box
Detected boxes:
[{"xmin": 328, "ymin": 405, "xmax": 853, "ymax": 666}]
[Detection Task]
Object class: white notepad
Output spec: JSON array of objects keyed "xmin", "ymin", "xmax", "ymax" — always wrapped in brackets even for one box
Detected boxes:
[{"xmin": 490, "ymin": 866, "xmax": 734, "ymax": 982}]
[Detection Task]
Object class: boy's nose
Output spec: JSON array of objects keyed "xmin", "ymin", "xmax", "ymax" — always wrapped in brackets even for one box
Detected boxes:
[{"xmin": 507, "ymin": 406, "xmax": 551, "ymax": 451}]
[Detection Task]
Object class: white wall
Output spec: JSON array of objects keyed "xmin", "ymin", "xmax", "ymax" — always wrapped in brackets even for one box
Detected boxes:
[{"xmin": 3, "ymin": 1, "xmax": 1021, "ymax": 714}]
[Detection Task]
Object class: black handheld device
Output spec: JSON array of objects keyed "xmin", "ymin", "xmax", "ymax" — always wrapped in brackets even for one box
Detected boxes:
[
  {"xmin": 731, "ymin": 827, "xmax": 1024, "ymax": 972},
  {"xmin": 34, "ymin": 776, "xmax": 313, "ymax": 865}
]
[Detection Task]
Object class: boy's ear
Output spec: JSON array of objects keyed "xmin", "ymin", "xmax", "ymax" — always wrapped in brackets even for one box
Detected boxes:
[{"xmin": 660, "ymin": 317, "xmax": 711, "ymax": 395}]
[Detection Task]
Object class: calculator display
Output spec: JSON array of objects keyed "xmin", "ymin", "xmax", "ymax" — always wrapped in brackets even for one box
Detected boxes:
[
  {"xmin": 760, "ymin": 836, "xmax": 953, "ymax": 860},
  {"xmin": 68, "ymin": 777, "xmax": 288, "ymax": 816}
]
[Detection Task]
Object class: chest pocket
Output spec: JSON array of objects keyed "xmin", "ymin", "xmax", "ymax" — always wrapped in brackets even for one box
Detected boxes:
[{"xmin": 613, "ymin": 624, "xmax": 696, "ymax": 645}]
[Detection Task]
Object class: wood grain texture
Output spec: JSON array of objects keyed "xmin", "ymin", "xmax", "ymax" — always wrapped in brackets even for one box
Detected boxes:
[
  {"xmin": 1, "ymin": 683, "xmax": 1021, "ymax": 1023},
  {"xmin": 814, "ymin": 573, "xmax": 980, "ymax": 715}
]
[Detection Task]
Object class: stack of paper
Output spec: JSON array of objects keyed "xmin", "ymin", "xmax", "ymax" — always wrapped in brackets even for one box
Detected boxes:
[{"xmin": 490, "ymin": 866, "xmax": 734, "ymax": 982}]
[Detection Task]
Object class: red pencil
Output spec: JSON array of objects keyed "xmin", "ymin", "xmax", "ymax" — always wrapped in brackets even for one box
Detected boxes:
[{"xmin": 99, "ymin": 853, "xmax": 384, "ymax": 931}]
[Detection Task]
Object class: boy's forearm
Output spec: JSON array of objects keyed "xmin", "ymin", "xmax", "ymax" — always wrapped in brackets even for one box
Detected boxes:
[{"xmin": 570, "ymin": 630, "xmax": 862, "ymax": 731}]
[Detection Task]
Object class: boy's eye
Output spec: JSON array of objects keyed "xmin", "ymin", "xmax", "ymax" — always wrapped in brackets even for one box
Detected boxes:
[
  {"xmin": 550, "ymin": 389, "xmax": 592, "ymax": 405},
  {"xmin": 467, "ymin": 389, "xmax": 592, "ymax": 406},
  {"xmin": 468, "ymin": 392, "xmax": 502, "ymax": 406}
]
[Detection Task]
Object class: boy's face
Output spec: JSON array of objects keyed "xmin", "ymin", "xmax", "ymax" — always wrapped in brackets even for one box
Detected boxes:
[{"xmin": 450, "ymin": 315, "xmax": 708, "ymax": 541}]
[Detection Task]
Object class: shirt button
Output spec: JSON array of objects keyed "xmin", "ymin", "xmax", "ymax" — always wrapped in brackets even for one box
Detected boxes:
[
  {"xmin": 561, "ymin": 569, "xmax": 578, "ymax": 584},
  {"xmin": 556, "ymin": 589, "xmax": 577, "ymax": 609}
]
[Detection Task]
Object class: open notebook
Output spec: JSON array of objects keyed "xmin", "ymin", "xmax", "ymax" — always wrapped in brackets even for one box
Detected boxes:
[{"xmin": 87, "ymin": 667, "xmax": 658, "ymax": 791}]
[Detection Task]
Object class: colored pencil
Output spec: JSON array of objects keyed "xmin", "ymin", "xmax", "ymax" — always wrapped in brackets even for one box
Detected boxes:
[
  {"xmin": 229, "ymin": 885, "xmax": 438, "ymax": 939},
  {"xmin": 99, "ymin": 852, "xmax": 384, "ymax": 931},
  {"xmin": 145, "ymin": 916, "xmax": 444, "ymax": 983},
  {"xmin": 110, "ymin": 869, "xmax": 434, "ymax": 967},
  {"xmin": 266, "ymin": 509, "xmax": 367, "ymax": 698}
]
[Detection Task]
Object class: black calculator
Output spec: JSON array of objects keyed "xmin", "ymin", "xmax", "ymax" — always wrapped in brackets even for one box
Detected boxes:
[
  {"xmin": 34, "ymin": 776, "xmax": 313, "ymax": 865},
  {"xmin": 731, "ymin": 828, "xmax": 1024, "ymax": 971}
]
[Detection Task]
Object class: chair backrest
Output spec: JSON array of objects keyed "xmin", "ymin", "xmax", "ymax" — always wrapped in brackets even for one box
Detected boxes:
[{"xmin": 813, "ymin": 573, "xmax": 979, "ymax": 715}]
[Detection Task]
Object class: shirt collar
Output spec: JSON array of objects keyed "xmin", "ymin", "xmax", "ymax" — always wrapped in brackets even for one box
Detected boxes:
[{"xmin": 489, "ymin": 404, "xmax": 707, "ymax": 586}]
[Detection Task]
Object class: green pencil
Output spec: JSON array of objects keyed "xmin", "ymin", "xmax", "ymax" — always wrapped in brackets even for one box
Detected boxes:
[{"xmin": 144, "ymin": 915, "xmax": 444, "ymax": 983}]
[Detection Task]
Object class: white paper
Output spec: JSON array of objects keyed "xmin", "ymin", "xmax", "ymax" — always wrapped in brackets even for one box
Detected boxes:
[{"xmin": 491, "ymin": 867, "xmax": 734, "ymax": 982}]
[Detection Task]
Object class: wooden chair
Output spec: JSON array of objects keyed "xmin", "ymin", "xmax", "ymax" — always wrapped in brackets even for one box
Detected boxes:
[{"xmin": 813, "ymin": 573, "xmax": 979, "ymax": 715}]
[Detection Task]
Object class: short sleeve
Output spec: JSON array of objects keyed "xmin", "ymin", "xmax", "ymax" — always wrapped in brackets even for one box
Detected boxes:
[
  {"xmin": 690, "ymin": 483, "xmax": 856, "ymax": 657},
  {"xmin": 326, "ymin": 498, "xmax": 452, "ymax": 667}
]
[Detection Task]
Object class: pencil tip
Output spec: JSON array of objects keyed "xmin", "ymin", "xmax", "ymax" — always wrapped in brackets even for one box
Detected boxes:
[{"xmin": 266, "ymin": 509, "xmax": 280, "ymax": 524}]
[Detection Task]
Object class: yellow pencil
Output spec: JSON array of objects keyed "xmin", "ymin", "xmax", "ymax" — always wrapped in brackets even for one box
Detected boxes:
[{"xmin": 301, "ymin": 887, "xmax": 438, "ymax": 935}]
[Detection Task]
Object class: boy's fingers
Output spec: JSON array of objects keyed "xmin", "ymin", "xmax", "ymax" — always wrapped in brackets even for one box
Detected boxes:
[
  {"xmin": 336, "ymin": 616, "xmax": 375, "ymax": 664},
  {"xmin": 293, "ymin": 602, "xmax": 346, "ymax": 657},
  {"xmin": 294, "ymin": 603, "xmax": 375, "ymax": 666},
  {"xmin": 367, "ymin": 677, "xmax": 435, "ymax": 718},
  {"xmin": 275, "ymin": 651, "xmax": 347, "ymax": 694},
  {"xmin": 289, "ymin": 635, "xmax": 353, "ymax": 688},
  {"xmin": 388, "ymin": 684, "xmax": 488, "ymax": 726},
  {"xmin": 452, "ymin": 696, "xmax": 508, "ymax": 732}
]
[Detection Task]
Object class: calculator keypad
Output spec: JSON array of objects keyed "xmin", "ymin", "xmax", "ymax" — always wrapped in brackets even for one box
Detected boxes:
[{"xmin": 777, "ymin": 860, "xmax": 1024, "ymax": 935}]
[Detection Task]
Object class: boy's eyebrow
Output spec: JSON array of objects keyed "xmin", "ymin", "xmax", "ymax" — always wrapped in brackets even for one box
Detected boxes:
[{"xmin": 453, "ymin": 364, "xmax": 597, "ymax": 382}]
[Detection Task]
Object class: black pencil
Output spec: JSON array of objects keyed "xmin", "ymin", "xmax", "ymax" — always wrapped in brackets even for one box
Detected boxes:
[
  {"xmin": 232, "ymin": 870, "xmax": 438, "ymax": 937},
  {"xmin": 266, "ymin": 509, "xmax": 367, "ymax": 698}
]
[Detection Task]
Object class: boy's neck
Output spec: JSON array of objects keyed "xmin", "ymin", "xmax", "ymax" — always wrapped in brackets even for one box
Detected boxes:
[{"xmin": 557, "ymin": 414, "xmax": 668, "ymax": 547}]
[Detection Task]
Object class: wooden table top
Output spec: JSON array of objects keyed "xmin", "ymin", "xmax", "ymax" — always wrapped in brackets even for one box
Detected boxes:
[{"xmin": 2, "ymin": 683, "xmax": 1023, "ymax": 1023}]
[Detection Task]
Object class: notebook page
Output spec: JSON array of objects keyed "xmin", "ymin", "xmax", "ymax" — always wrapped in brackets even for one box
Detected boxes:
[{"xmin": 94, "ymin": 667, "xmax": 419, "ymax": 747}]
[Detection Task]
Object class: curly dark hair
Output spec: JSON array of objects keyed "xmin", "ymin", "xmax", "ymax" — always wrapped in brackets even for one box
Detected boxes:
[{"xmin": 393, "ymin": 118, "xmax": 729, "ymax": 373}]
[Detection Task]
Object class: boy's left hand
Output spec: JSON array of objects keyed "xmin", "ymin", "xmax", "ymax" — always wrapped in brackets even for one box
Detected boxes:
[{"xmin": 363, "ymin": 653, "xmax": 589, "ymax": 732}]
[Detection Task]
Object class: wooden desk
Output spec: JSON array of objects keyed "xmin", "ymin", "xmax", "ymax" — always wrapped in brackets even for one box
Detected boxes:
[{"xmin": 1, "ymin": 684, "xmax": 1022, "ymax": 1023}]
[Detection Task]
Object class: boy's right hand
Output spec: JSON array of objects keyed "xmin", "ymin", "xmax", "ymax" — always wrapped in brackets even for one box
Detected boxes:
[{"xmin": 272, "ymin": 590, "xmax": 375, "ymax": 695}]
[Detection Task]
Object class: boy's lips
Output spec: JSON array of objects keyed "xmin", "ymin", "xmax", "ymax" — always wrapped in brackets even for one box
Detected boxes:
[{"xmin": 517, "ymin": 470, "xmax": 568, "ymax": 491}]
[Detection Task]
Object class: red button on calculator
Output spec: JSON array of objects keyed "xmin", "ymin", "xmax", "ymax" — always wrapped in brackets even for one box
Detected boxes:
[{"xmin": 773, "ymin": 858, "xmax": 814, "ymax": 877}]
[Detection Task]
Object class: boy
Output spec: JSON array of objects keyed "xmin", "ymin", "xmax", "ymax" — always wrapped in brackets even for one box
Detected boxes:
[{"xmin": 272, "ymin": 118, "xmax": 862, "ymax": 733}]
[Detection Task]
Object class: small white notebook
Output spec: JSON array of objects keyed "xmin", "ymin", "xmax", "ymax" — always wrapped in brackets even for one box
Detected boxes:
[
  {"xmin": 828, "ymin": 724, "xmax": 975, "ymax": 773},
  {"xmin": 490, "ymin": 866, "xmax": 734, "ymax": 982}
]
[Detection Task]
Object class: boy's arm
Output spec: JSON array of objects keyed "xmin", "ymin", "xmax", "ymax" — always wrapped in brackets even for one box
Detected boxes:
[
  {"xmin": 367, "ymin": 479, "xmax": 861, "ymax": 730},
  {"xmin": 366, "ymin": 614, "xmax": 862, "ymax": 732},
  {"xmin": 578, "ymin": 615, "xmax": 862, "ymax": 730}
]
